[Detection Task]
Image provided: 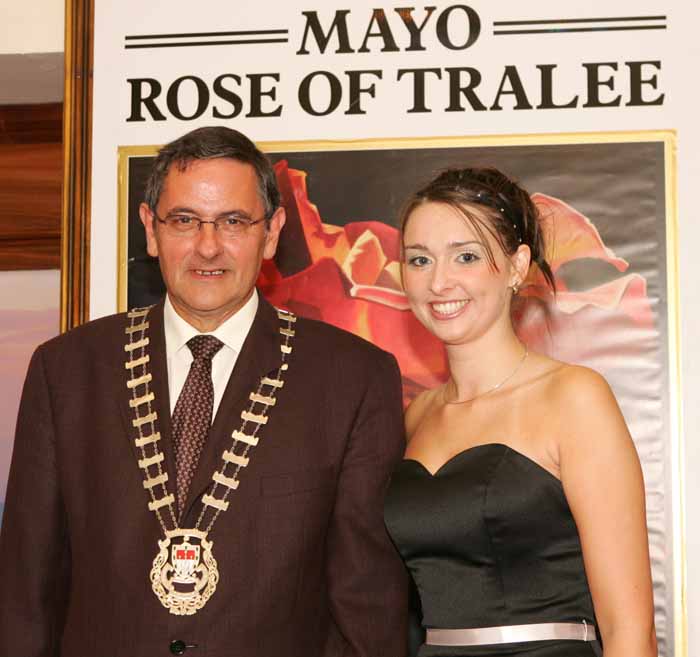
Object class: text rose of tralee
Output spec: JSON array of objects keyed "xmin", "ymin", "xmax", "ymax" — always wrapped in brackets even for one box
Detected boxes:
[{"xmin": 126, "ymin": 6, "xmax": 665, "ymax": 122}]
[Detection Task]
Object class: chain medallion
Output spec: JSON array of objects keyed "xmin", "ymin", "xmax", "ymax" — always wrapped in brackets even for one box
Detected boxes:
[
  {"xmin": 124, "ymin": 305, "xmax": 296, "ymax": 615},
  {"xmin": 150, "ymin": 528, "xmax": 218, "ymax": 616}
]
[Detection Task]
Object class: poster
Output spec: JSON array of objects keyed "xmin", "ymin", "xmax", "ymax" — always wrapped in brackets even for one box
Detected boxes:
[
  {"xmin": 36, "ymin": 0, "xmax": 699, "ymax": 652},
  {"xmin": 118, "ymin": 131, "xmax": 677, "ymax": 651}
]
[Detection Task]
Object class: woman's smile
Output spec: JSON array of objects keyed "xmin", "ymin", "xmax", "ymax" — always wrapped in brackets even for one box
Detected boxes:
[{"xmin": 429, "ymin": 299, "xmax": 469, "ymax": 318}]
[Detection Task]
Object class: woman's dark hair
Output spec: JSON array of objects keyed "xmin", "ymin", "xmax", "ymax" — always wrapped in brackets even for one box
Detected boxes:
[
  {"xmin": 144, "ymin": 126, "xmax": 280, "ymax": 222},
  {"xmin": 399, "ymin": 167, "xmax": 555, "ymax": 291}
]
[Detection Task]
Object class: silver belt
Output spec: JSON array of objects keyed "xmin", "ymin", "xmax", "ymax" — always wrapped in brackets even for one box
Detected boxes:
[{"xmin": 426, "ymin": 620, "xmax": 596, "ymax": 646}]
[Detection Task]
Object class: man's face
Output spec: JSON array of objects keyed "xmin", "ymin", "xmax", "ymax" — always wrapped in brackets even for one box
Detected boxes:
[{"xmin": 139, "ymin": 158, "xmax": 285, "ymax": 331}]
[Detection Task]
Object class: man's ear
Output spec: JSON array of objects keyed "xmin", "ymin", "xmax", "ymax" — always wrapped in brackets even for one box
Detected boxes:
[
  {"xmin": 139, "ymin": 203, "xmax": 159, "ymax": 258},
  {"xmin": 263, "ymin": 206, "xmax": 286, "ymax": 260}
]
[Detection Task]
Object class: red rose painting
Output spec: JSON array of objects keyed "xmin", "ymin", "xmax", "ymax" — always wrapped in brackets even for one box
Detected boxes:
[{"xmin": 258, "ymin": 162, "xmax": 656, "ymax": 406}]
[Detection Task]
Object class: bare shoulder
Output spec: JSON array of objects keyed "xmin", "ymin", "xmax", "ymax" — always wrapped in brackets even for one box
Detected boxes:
[
  {"xmin": 405, "ymin": 387, "xmax": 440, "ymax": 440},
  {"xmin": 547, "ymin": 363, "xmax": 618, "ymax": 412},
  {"xmin": 544, "ymin": 362, "xmax": 630, "ymax": 449},
  {"xmin": 517, "ymin": 353, "xmax": 613, "ymax": 408}
]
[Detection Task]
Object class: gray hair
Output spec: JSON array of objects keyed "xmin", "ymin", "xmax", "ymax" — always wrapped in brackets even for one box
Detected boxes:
[{"xmin": 144, "ymin": 126, "xmax": 280, "ymax": 221}]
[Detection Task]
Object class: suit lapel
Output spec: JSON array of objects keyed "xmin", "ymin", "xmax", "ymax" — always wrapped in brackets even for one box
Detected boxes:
[{"xmin": 181, "ymin": 296, "xmax": 284, "ymax": 521}]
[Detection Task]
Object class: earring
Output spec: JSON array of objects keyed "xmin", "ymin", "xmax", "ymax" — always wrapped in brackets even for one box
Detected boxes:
[{"xmin": 511, "ymin": 282, "xmax": 520, "ymax": 295}]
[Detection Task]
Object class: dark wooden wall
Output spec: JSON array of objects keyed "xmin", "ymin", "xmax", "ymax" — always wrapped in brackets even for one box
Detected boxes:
[{"xmin": 0, "ymin": 103, "xmax": 63, "ymax": 270}]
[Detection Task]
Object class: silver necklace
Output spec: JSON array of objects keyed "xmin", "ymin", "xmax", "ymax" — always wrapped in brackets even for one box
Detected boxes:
[{"xmin": 443, "ymin": 346, "xmax": 529, "ymax": 405}]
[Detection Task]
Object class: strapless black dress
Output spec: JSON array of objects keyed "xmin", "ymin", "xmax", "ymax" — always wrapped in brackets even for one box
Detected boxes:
[{"xmin": 384, "ymin": 443, "xmax": 602, "ymax": 657}]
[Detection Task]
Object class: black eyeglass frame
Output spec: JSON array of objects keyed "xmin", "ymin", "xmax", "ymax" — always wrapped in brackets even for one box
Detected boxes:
[{"xmin": 151, "ymin": 211, "xmax": 267, "ymax": 235}]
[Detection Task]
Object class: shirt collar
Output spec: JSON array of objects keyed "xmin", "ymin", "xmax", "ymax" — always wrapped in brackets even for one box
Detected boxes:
[{"xmin": 163, "ymin": 290, "xmax": 259, "ymax": 358}]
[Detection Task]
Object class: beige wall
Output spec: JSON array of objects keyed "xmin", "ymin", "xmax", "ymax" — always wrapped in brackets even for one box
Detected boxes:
[{"xmin": 0, "ymin": 0, "xmax": 64, "ymax": 54}]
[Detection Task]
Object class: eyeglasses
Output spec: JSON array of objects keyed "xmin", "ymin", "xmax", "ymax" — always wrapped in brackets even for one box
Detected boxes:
[{"xmin": 153, "ymin": 212, "xmax": 266, "ymax": 238}]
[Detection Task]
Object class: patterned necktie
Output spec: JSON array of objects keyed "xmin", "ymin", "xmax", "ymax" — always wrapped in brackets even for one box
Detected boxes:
[{"xmin": 172, "ymin": 334, "xmax": 224, "ymax": 518}]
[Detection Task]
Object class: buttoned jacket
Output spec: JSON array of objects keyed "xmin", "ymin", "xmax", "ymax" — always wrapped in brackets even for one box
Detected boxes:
[{"xmin": 0, "ymin": 297, "xmax": 408, "ymax": 657}]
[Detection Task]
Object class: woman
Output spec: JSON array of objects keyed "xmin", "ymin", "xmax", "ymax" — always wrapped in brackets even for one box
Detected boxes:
[{"xmin": 384, "ymin": 167, "xmax": 657, "ymax": 657}]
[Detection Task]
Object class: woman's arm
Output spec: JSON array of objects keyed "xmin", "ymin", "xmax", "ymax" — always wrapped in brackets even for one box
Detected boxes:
[{"xmin": 555, "ymin": 366, "xmax": 657, "ymax": 657}]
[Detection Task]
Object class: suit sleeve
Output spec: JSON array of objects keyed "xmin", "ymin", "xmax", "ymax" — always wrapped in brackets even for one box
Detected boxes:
[
  {"xmin": 323, "ymin": 350, "xmax": 408, "ymax": 657},
  {"xmin": 0, "ymin": 347, "xmax": 70, "ymax": 657}
]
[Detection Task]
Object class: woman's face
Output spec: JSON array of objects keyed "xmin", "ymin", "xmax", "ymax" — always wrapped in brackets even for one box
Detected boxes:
[{"xmin": 402, "ymin": 201, "xmax": 523, "ymax": 347}]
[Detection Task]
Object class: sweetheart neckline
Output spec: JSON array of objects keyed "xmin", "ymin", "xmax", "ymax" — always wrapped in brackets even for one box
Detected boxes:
[{"xmin": 402, "ymin": 443, "xmax": 562, "ymax": 485}]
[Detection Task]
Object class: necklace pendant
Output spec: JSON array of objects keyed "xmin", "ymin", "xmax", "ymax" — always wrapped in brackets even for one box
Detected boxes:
[{"xmin": 150, "ymin": 528, "xmax": 219, "ymax": 615}]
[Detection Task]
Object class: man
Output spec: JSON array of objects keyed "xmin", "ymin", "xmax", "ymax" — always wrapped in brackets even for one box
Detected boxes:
[{"xmin": 0, "ymin": 126, "xmax": 408, "ymax": 656}]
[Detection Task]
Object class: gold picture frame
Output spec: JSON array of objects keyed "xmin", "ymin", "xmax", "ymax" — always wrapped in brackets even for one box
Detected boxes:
[{"xmin": 114, "ymin": 130, "xmax": 684, "ymax": 656}]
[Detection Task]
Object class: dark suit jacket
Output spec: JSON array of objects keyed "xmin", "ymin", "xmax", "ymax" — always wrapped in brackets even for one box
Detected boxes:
[{"xmin": 0, "ymin": 297, "xmax": 408, "ymax": 657}]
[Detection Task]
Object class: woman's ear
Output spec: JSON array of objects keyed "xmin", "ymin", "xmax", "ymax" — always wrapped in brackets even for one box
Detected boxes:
[{"xmin": 509, "ymin": 244, "xmax": 531, "ymax": 289}]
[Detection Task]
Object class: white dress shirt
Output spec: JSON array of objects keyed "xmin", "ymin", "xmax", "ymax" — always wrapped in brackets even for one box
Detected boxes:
[{"xmin": 163, "ymin": 291, "xmax": 258, "ymax": 417}]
